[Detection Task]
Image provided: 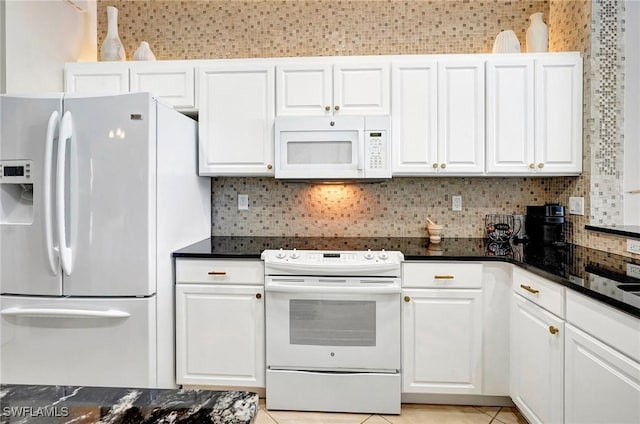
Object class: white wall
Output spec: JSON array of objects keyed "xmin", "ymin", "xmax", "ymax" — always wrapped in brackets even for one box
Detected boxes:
[
  {"xmin": 3, "ymin": 0, "xmax": 96, "ymax": 94},
  {"xmin": 1, "ymin": 0, "xmax": 6, "ymax": 93},
  {"xmin": 624, "ymin": 1, "xmax": 640, "ymax": 225}
]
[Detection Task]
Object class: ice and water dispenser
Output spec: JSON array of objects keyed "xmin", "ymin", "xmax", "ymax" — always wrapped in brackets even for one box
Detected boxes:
[{"xmin": 0, "ymin": 160, "xmax": 34, "ymax": 225}]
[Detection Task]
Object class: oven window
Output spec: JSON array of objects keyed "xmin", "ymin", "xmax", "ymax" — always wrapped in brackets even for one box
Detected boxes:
[
  {"xmin": 289, "ymin": 300, "xmax": 376, "ymax": 346},
  {"xmin": 287, "ymin": 141, "xmax": 352, "ymax": 164}
]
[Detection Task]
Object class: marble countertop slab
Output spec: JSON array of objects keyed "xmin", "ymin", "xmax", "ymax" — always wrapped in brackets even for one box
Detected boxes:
[{"xmin": 0, "ymin": 385, "xmax": 258, "ymax": 424}]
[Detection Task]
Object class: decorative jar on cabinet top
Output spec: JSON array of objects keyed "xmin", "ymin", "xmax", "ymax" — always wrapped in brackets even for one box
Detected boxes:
[
  {"xmin": 100, "ymin": 6, "xmax": 126, "ymax": 61},
  {"xmin": 526, "ymin": 12, "xmax": 548, "ymax": 53},
  {"xmin": 133, "ymin": 41, "xmax": 156, "ymax": 61}
]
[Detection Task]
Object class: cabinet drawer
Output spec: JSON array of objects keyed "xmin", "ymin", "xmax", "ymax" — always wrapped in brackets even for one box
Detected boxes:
[
  {"xmin": 566, "ymin": 290, "xmax": 640, "ymax": 362},
  {"xmin": 402, "ymin": 262, "xmax": 483, "ymax": 288},
  {"xmin": 176, "ymin": 259, "xmax": 264, "ymax": 285},
  {"xmin": 512, "ymin": 267, "xmax": 565, "ymax": 317}
]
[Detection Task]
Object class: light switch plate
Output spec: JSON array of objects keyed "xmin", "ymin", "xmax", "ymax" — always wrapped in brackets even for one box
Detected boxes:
[
  {"xmin": 627, "ymin": 263, "xmax": 640, "ymax": 279},
  {"xmin": 452, "ymin": 195, "xmax": 462, "ymax": 211},
  {"xmin": 628, "ymin": 239, "xmax": 640, "ymax": 255},
  {"xmin": 569, "ymin": 197, "xmax": 584, "ymax": 215},
  {"xmin": 238, "ymin": 194, "xmax": 249, "ymax": 210}
]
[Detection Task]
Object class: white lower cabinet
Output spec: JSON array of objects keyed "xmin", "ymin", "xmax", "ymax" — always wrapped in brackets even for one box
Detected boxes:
[
  {"xmin": 402, "ymin": 263, "xmax": 484, "ymax": 395},
  {"xmin": 176, "ymin": 284, "xmax": 265, "ymax": 387},
  {"xmin": 564, "ymin": 323, "xmax": 640, "ymax": 424},
  {"xmin": 402, "ymin": 288, "xmax": 483, "ymax": 394},
  {"xmin": 175, "ymin": 259, "xmax": 265, "ymax": 388},
  {"xmin": 564, "ymin": 291, "xmax": 640, "ymax": 424},
  {"xmin": 510, "ymin": 292, "xmax": 564, "ymax": 424}
]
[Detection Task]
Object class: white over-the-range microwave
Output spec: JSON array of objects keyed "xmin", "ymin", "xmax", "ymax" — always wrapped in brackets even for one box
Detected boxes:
[{"xmin": 274, "ymin": 115, "xmax": 391, "ymax": 180}]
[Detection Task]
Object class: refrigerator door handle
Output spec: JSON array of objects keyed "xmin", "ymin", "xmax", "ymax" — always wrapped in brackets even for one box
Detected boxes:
[
  {"xmin": 0, "ymin": 307, "xmax": 130, "ymax": 319},
  {"xmin": 56, "ymin": 111, "xmax": 78, "ymax": 276},
  {"xmin": 44, "ymin": 110, "xmax": 60, "ymax": 276}
]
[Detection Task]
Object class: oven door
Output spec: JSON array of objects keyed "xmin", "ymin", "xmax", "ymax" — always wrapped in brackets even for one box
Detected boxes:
[{"xmin": 265, "ymin": 276, "xmax": 400, "ymax": 372}]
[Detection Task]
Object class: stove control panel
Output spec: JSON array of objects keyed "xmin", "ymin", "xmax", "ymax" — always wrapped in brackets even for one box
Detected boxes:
[{"xmin": 261, "ymin": 249, "xmax": 404, "ymax": 265}]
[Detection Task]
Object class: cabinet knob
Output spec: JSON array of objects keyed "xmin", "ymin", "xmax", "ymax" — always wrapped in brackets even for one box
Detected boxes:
[
  {"xmin": 403, "ymin": 296, "xmax": 411, "ymax": 303},
  {"xmin": 267, "ymin": 164, "xmax": 273, "ymax": 170},
  {"xmin": 549, "ymin": 325, "xmax": 559, "ymax": 335},
  {"xmin": 432, "ymin": 163, "xmax": 438, "ymax": 169},
  {"xmin": 520, "ymin": 284, "xmax": 540, "ymax": 294},
  {"xmin": 334, "ymin": 105, "xmax": 340, "ymax": 111},
  {"xmin": 538, "ymin": 163, "xmax": 544, "ymax": 169},
  {"xmin": 325, "ymin": 106, "xmax": 331, "ymax": 111},
  {"xmin": 256, "ymin": 293, "xmax": 262, "ymax": 299},
  {"xmin": 208, "ymin": 271, "xmax": 227, "ymax": 276},
  {"xmin": 529, "ymin": 163, "xmax": 535, "ymax": 169},
  {"xmin": 440, "ymin": 163, "xmax": 447, "ymax": 169}
]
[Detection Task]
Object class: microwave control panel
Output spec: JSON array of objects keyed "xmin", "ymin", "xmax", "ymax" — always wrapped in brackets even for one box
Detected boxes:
[
  {"xmin": 367, "ymin": 131, "xmax": 386, "ymax": 169},
  {"xmin": 364, "ymin": 116, "xmax": 391, "ymax": 178}
]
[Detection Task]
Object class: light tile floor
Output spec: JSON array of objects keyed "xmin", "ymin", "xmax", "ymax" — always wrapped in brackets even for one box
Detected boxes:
[{"xmin": 255, "ymin": 400, "xmax": 528, "ymax": 424}]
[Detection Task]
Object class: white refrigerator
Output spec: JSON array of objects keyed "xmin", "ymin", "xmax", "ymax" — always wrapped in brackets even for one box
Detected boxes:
[{"xmin": 0, "ymin": 93, "xmax": 210, "ymax": 388}]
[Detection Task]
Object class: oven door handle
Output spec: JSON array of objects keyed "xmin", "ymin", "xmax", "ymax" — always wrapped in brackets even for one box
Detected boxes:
[{"xmin": 265, "ymin": 283, "xmax": 400, "ymax": 295}]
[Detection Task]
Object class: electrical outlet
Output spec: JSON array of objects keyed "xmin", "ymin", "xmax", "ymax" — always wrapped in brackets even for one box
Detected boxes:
[
  {"xmin": 627, "ymin": 263, "xmax": 640, "ymax": 280},
  {"xmin": 238, "ymin": 194, "xmax": 249, "ymax": 210},
  {"xmin": 628, "ymin": 239, "xmax": 640, "ymax": 255},
  {"xmin": 452, "ymin": 195, "xmax": 462, "ymax": 211},
  {"xmin": 569, "ymin": 196, "xmax": 584, "ymax": 215}
]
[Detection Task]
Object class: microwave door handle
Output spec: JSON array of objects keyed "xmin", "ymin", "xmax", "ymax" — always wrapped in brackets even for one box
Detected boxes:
[{"xmin": 357, "ymin": 129, "xmax": 365, "ymax": 172}]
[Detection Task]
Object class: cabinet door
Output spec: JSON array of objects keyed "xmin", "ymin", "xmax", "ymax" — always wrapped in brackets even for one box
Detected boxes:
[
  {"xmin": 437, "ymin": 59, "xmax": 485, "ymax": 174},
  {"xmin": 276, "ymin": 63, "xmax": 332, "ymax": 115},
  {"xmin": 402, "ymin": 288, "xmax": 483, "ymax": 394},
  {"xmin": 486, "ymin": 58, "xmax": 535, "ymax": 174},
  {"xmin": 176, "ymin": 284, "xmax": 265, "ymax": 387},
  {"xmin": 565, "ymin": 324, "xmax": 640, "ymax": 424},
  {"xmin": 534, "ymin": 56, "xmax": 583, "ymax": 175},
  {"xmin": 510, "ymin": 293, "xmax": 564, "ymax": 424},
  {"xmin": 198, "ymin": 65, "xmax": 275, "ymax": 176},
  {"xmin": 334, "ymin": 62, "xmax": 390, "ymax": 115},
  {"xmin": 391, "ymin": 61, "xmax": 438, "ymax": 175},
  {"xmin": 130, "ymin": 62, "xmax": 195, "ymax": 110},
  {"xmin": 64, "ymin": 63, "xmax": 129, "ymax": 94}
]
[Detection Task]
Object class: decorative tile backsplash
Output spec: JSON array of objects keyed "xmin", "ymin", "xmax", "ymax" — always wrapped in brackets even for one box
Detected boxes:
[
  {"xmin": 97, "ymin": 0, "xmax": 636, "ymax": 258},
  {"xmin": 212, "ymin": 177, "xmax": 549, "ymax": 238}
]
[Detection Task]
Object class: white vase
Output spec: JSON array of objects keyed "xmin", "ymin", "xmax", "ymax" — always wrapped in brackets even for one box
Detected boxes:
[
  {"xmin": 100, "ymin": 6, "xmax": 126, "ymax": 61},
  {"xmin": 133, "ymin": 41, "xmax": 156, "ymax": 61},
  {"xmin": 526, "ymin": 12, "xmax": 548, "ymax": 53},
  {"xmin": 492, "ymin": 30, "xmax": 521, "ymax": 53}
]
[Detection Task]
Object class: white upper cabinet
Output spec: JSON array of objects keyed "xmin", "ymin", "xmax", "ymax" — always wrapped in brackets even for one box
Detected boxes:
[
  {"xmin": 130, "ymin": 62, "xmax": 196, "ymax": 110},
  {"xmin": 391, "ymin": 60, "xmax": 438, "ymax": 174},
  {"xmin": 486, "ymin": 57, "xmax": 535, "ymax": 174},
  {"xmin": 276, "ymin": 61, "xmax": 390, "ymax": 116},
  {"xmin": 198, "ymin": 63, "xmax": 275, "ymax": 176},
  {"xmin": 276, "ymin": 63, "xmax": 332, "ymax": 116},
  {"xmin": 65, "ymin": 62, "xmax": 129, "ymax": 95},
  {"xmin": 392, "ymin": 57, "xmax": 485, "ymax": 175},
  {"xmin": 437, "ymin": 58, "xmax": 486, "ymax": 174},
  {"xmin": 65, "ymin": 61, "xmax": 196, "ymax": 111},
  {"xmin": 534, "ymin": 55, "xmax": 583, "ymax": 175},
  {"xmin": 486, "ymin": 53, "xmax": 582, "ymax": 175}
]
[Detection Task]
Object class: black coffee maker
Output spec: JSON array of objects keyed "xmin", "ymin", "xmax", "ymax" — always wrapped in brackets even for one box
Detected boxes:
[{"xmin": 526, "ymin": 203, "xmax": 565, "ymax": 245}]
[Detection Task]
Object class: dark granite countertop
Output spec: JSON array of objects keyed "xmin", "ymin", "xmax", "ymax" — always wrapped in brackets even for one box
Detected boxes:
[
  {"xmin": 0, "ymin": 385, "xmax": 258, "ymax": 424},
  {"xmin": 174, "ymin": 236, "xmax": 640, "ymax": 318},
  {"xmin": 585, "ymin": 224, "xmax": 640, "ymax": 239}
]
